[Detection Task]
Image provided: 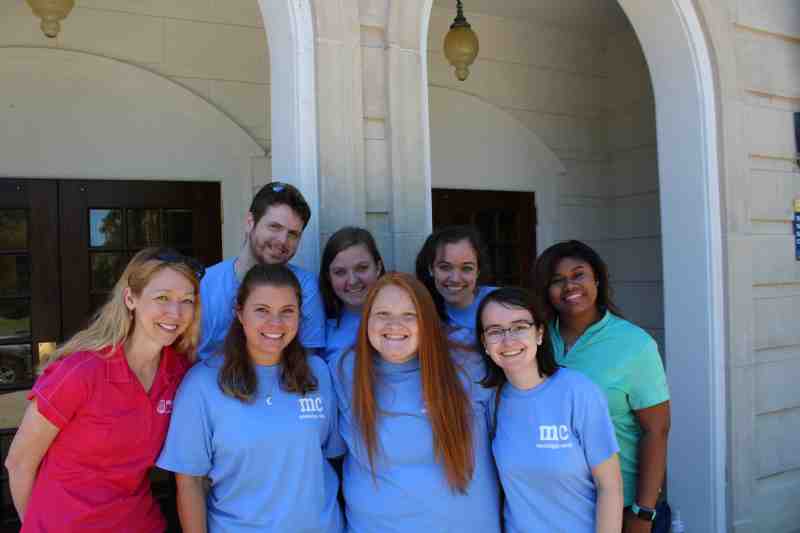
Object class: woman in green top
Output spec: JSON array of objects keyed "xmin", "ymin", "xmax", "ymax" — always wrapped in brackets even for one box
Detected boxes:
[{"xmin": 532, "ymin": 240, "xmax": 671, "ymax": 533}]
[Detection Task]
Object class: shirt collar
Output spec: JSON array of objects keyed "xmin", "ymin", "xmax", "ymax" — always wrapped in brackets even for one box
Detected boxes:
[{"xmin": 104, "ymin": 344, "xmax": 186, "ymax": 384}]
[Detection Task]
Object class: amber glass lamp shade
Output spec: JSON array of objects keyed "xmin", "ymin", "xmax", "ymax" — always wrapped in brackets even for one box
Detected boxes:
[
  {"xmin": 26, "ymin": 0, "xmax": 75, "ymax": 38},
  {"xmin": 443, "ymin": 1, "xmax": 479, "ymax": 82}
]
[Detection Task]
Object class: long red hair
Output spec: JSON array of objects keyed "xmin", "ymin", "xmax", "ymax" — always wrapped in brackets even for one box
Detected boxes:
[{"xmin": 352, "ymin": 272, "xmax": 474, "ymax": 492}]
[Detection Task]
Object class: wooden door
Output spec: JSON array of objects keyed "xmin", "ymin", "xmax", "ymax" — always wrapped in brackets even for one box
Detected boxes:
[
  {"xmin": 0, "ymin": 178, "xmax": 222, "ymax": 532},
  {"xmin": 59, "ymin": 180, "xmax": 222, "ymax": 338},
  {"xmin": 432, "ymin": 188, "xmax": 536, "ymax": 287}
]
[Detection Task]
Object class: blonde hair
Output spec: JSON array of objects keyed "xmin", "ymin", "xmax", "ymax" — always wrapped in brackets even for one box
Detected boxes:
[{"xmin": 42, "ymin": 248, "xmax": 202, "ymax": 368}]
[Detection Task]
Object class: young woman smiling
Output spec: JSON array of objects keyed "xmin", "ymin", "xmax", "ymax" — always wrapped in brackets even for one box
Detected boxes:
[
  {"xmin": 157, "ymin": 264, "xmax": 344, "ymax": 533},
  {"xmin": 319, "ymin": 227, "xmax": 385, "ymax": 362},
  {"xmin": 5, "ymin": 248, "xmax": 202, "ymax": 532},
  {"xmin": 415, "ymin": 225, "xmax": 496, "ymax": 346},
  {"xmin": 477, "ymin": 287, "xmax": 623, "ymax": 533},
  {"xmin": 329, "ymin": 272, "xmax": 501, "ymax": 533},
  {"xmin": 532, "ymin": 241, "xmax": 671, "ymax": 533}
]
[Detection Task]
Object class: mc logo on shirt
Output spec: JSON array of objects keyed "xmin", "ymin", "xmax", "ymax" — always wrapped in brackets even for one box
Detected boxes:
[
  {"xmin": 298, "ymin": 396, "xmax": 325, "ymax": 420},
  {"xmin": 536, "ymin": 424, "xmax": 573, "ymax": 449}
]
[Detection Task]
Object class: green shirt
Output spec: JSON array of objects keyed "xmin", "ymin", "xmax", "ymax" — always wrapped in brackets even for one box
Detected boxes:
[{"xmin": 549, "ymin": 311, "xmax": 670, "ymax": 506}]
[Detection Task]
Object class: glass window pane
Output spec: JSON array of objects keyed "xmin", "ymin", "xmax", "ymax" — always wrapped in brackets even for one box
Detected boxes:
[
  {"xmin": 0, "ymin": 300, "xmax": 31, "ymax": 341},
  {"xmin": 0, "ymin": 210, "xmax": 28, "ymax": 250},
  {"xmin": 91, "ymin": 253, "xmax": 125, "ymax": 292},
  {"xmin": 0, "ymin": 344, "xmax": 33, "ymax": 386},
  {"xmin": 89, "ymin": 209, "xmax": 123, "ymax": 248},
  {"xmin": 0, "ymin": 256, "xmax": 31, "ymax": 297},
  {"xmin": 128, "ymin": 209, "xmax": 161, "ymax": 247},
  {"xmin": 164, "ymin": 209, "xmax": 193, "ymax": 247}
]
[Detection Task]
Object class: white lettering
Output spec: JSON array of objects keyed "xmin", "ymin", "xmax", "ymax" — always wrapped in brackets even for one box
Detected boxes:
[
  {"xmin": 559, "ymin": 425, "xmax": 570, "ymax": 441},
  {"xmin": 539, "ymin": 425, "xmax": 559, "ymax": 441}
]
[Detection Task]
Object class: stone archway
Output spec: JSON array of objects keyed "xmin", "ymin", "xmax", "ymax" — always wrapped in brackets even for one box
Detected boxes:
[
  {"xmin": 395, "ymin": 0, "xmax": 727, "ymax": 530},
  {"xmin": 256, "ymin": 0, "xmax": 321, "ymax": 269}
]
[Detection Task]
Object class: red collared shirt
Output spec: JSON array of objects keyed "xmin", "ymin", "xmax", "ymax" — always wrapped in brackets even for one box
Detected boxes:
[{"xmin": 23, "ymin": 345, "xmax": 191, "ymax": 533}]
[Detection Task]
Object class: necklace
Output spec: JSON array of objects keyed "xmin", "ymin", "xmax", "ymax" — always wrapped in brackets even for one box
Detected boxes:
[{"xmin": 265, "ymin": 373, "xmax": 279, "ymax": 406}]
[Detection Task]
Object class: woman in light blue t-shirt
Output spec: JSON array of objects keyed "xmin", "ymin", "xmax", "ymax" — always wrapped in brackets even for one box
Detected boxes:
[
  {"xmin": 319, "ymin": 227, "xmax": 385, "ymax": 362},
  {"xmin": 477, "ymin": 287, "xmax": 623, "ymax": 533},
  {"xmin": 415, "ymin": 225, "xmax": 496, "ymax": 346},
  {"xmin": 329, "ymin": 272, "xmax": 501, "ymax": 533},
  {"xmin": 157, "ymin": 264, "xmax": 344, "ymax": 533}
]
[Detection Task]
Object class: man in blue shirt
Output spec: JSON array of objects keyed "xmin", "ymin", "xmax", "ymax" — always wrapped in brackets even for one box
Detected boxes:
[{"xmin": 197, "ymin": 182, "xmax": 326, "ymax": 359}]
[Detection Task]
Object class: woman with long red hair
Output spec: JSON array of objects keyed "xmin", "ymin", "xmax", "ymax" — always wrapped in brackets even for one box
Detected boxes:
[{"xmin": 329, "ymin": 272, "xmax": 500, "ymax": 532}]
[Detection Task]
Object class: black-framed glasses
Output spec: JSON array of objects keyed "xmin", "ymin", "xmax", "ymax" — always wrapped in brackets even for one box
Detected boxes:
[
  {"xmin": 482, "ymin": 322, "xmax": 535, "ymax": 344},
  {"xmin": 154, "ymin": 249, "xmax": 205, "ymax": 280}
]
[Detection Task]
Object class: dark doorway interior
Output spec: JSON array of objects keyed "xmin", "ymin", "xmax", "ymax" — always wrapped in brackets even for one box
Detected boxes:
[{"xmin": 432, "ymin": 188, "xmax": 536, "ymax": 287}]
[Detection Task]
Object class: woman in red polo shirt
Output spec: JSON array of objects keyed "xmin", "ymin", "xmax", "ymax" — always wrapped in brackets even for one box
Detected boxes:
[{"xmin": 4, "ymin": 247, "xmax": 203, "ymax": 532}]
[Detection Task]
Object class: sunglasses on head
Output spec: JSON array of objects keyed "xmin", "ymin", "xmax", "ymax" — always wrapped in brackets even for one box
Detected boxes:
[{"xmin": 154, "ymin": 249, "xmax": 206, "ymax": 280}]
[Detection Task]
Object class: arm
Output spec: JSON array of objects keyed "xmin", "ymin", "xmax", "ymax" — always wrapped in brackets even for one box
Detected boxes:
[
  {"xmin": 175, "ymin": 474, "xmax": 208, "ymax": 533},
  {"xmin": 592, "ymin": 453, "xmax": 623, "ymax": 533},
  {"xmin": 4, "ymin": 401, "xmax": 60, "ymax": 520},
  {"xmin": 624, "ymin": 400, "xmax": 671, "ymax": 533}
]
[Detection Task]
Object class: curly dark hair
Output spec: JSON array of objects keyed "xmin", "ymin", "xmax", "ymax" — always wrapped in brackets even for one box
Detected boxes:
[{"xmin": 531, "ymin": 240, "xmax": 622, "ymax": 322}]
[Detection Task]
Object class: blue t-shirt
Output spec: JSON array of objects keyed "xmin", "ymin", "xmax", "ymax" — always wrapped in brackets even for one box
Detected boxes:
[
  {"xmin": 446, "ymin": 286, "xmax": 497, "ymax": 347},
  {"xmin": 490, "ymin": 368, "xmax": 619, "ymax": 533},
  {"xmin": 323, "ymin": 309, "xmax": 361, "ymax": 363},
  {"xmin": 156, "ymin": 355, "xmax": 344, "ymax": 533},
  {"xmin": 197, "ymin": 258, "xmax": 326, "ymax": 359},
  {"xmin": 329, "ymin": 349, "xmax": 501, "ymax": 533}
]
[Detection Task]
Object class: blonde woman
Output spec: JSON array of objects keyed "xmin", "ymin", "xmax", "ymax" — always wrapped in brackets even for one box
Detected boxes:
[{"xmin": 5, "ymin": 248, "xmax": 203, "ymax": 533}]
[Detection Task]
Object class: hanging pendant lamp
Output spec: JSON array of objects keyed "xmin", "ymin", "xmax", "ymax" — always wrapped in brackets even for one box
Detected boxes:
[
  {"xmin": 26, "ymin": 0, "xmax": 75, "ymax": 38},
  {"xmin": 443, "ymin": 0, "xmax": 479, "ymax": 81}
]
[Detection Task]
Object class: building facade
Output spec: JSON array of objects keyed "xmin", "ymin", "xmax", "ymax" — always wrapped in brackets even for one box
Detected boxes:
[{"xmin": 1, "ymin": 0, "xmax": 799, "ymax": 531}]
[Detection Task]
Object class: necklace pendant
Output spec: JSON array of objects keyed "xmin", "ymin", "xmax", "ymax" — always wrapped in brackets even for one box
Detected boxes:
[{"xmin": 266, "ymin": 395, "xmax": 273, "ymax": 406}]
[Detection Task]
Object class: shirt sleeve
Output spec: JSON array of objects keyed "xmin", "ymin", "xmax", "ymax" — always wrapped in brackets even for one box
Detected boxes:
[
  {"xmin": 318, "ymin": 363, "xmax": 346, "ymax": 458},
  {"xmin": 575, "ymin": 376, "xmax": 620, "ymax": 469},
  {"xmin": 29, "ymin": 356, "xmax": 93, "ymax": 430},
  {"xmin": 628, "ymin": 337, "xmax": 670, "ymax": 411},
  {"xmin": 299, "ymin": 273, "xmax": 327, "ymax": 349},
  {"xmin": 156, "ymin": 368, "xmax": 213, "ymax": 476},
  {"xmin": 196, "ymin": 276, "xmax": 218, "ymax": 360}
]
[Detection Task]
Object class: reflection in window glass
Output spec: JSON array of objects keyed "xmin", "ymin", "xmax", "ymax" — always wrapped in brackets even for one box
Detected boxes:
[
  {"xmin": 0, "ymin": 344, "xmax": 33, "ymax": 386},
  {"xmin": 165, "ymin": 210, "xmax": 193, "ymax": 247},
  {"xmin": 89, "ymin": 209, "xmax": 123, "ymax": 248},
  {"xmin": 91, "ymin": 253, "xmax": 125, "ymax": 292},
  {"xmin": 0, "ymin": 256, "xmax": 31, "ymax": 297},
  {"xmin": 0, "ymin": 210, "xmax": 28, "ymax": 250},
  {"xmin": 0, "ymin": 300, "xmax": 31, "ymax": 341},
  {"xmin": 128, "ymin": 209, "xmax": 161, "ymax": 247}
]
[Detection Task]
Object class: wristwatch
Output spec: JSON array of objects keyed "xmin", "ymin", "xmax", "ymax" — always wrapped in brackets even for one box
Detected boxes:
[{"xmin": 631, "ymin": 502, "xmax": 657, "ymax": 521}]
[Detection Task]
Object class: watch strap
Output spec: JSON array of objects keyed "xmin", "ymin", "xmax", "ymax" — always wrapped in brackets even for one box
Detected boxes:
[{"xmin": 631, "ymin": 502, "xmax": 657, "ymax": 522}]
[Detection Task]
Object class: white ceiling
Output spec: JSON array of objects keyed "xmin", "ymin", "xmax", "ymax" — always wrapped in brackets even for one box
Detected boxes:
[{"xmin": 433, "ymin": 0, "xmax": 631, "ymax": 35}]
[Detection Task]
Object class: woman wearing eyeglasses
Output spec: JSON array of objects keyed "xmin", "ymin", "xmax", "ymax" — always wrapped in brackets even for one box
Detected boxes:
[
  {"xmin": 477, "ymin": 287, "xmax": 623, "ymax": 533},
  {"xmin": 5, "ymin": 248, "xmax": 202, "ymax": 532},
  {"xmin": 330, "ymin": 272, "xmax": 501, "ymax": 533},
  {"xmin": 532, "ymin": 241, "xmax": 671, "ymax": 533}
]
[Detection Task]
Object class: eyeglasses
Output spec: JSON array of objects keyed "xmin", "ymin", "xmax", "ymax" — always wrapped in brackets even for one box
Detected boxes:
[
  {"xmin": 154, "ymin": 249, "xmax": 206, "ymax": 280},
  {"xmin": 482, "ymin": 322, "xmax": 535, "ymax": 344}
]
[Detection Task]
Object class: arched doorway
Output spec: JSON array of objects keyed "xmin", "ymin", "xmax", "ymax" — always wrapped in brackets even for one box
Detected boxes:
[{"xmin": 409, "ymin": 0, "xmax": 727, "ymax": 530}]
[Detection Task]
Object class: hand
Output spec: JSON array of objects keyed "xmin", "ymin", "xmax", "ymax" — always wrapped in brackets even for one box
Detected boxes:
[{"xmin": 623, "ymin": 508, "xmax": 653, "ymax": 533}]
